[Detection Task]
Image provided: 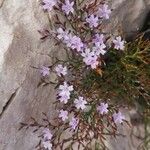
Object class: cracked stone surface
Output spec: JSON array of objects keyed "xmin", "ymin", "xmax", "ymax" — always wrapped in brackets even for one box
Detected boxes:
[{"xmin": 0, "ymin": 0, "xmax": 149, "ymax": 150}]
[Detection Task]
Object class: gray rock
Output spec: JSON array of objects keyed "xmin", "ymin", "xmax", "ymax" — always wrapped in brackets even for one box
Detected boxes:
[
  {"xmin": 0, "ymin": 0, "xmax": 148, "ymax": 150},
  {"xmin": 108, "ymin": 0, "xmax": 150, "ymax": 39},
  {"xmin": 0, "ymin": 0, "xmax": 56, "ymax": 149}
]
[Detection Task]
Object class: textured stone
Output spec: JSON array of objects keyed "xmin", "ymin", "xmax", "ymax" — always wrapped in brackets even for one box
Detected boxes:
[
  {"xmin": 0, "ymin": 0, "xmax": 149, "ymax": 150},
  {"xmin": 108, "ymin": 0, "xmax": 150, "ymax": 39},
  {"xmin": 0, "ymin": 0, "xmax": 56, "ymax": 149}
]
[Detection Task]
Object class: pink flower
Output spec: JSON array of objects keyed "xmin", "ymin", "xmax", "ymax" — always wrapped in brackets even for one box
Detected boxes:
[
  {"xmin": 40, "ymin": 66, "xmax": 50, "ymax": 77},
  {"xmin": 58, "ymin": 94, "xmax": 70, "ymax": 104},
  {"xmin": 43, "ymin": 0, "xmax": 57, "ymax": 11},
  {"xmin": 82, "ymin": 52, "xmax": 99, "ymax": 69},
  {"xmin": 57, "ymin": 29, "xmax": 84, "ymax": 52},
  {"xmin": 81, "ymin": 48, "xmax": 94, "ymax": 58},
  {"xmin": 97, "ymin": 103, "xmax": 108, "ymax": 115},
  {"xmin": 59, "ymin": 109, "xmax": 68, "ymax": 121},
  {"xmin": 57, "ymin": 28, "xmax": 69, "ymax": 40},
  {"xmin": 42, "ymin": 141, "xmax": 52, "ymax": 150},
  {"xmin": 69, "ymin": 117, "xmax": 79, "ymax": 130},
  {"xmin": 55, "ymin": 64, "xmax": 67, "ymax": 77},
  {"xmin": 86, "ymin": 15, "xmax": 99, "ymax": 28},
  {"xmin": 88, "ymin": 55, "xmax": 99, "ymax": 69},
  {"xmin": 70, "ymin": 36, "xmax": 84, "ymax": 52},
  {"xmin": 113, "ymin": 111, "xmax": 125, "ymax": 124},
  {"xmin": 43, "ymin": 128, "xmax": 53, "ymax": 141},
  {"xmin": 74, "ymin": 96, "xmax": 87, "ymax": 110},
  {"xmin": 64, "ymin": 33, "xmax": 74, "ymax": 47},
  {"xmin": 93, "ymin": 34, "xmax": 105, "ymax": 46},
  {"xmin": 58, "ymin": 82, "xmax": 73, "ymax": 96},
  {"xmin": 113, "ymin": 36, "xmax": 125, "ymax": 50},
  {"xmin": 58, "ymin": 82, "xmax": 73, "ymax": 103},
  {"xmin": 82, "ymin": 48, "xmax": 98, "ymax": 69},
  {"xmin": 62, "ymin": 0, "xmax": 74, "ymax": 15},
  {"xmin": 93, "ymin": 43, "xmax": 106, "ymax": 56},
  {"xmin": 98, "ymin": 4, "xmax": 111, "ymax": 19}
]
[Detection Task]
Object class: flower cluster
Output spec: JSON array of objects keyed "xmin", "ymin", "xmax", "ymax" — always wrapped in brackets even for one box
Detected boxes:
[
  {"xmin": 56, "ymin": 27, "xmax": 125, "ymax": 69},
  {"xmin": 56, "ymin": 30, "xmax": 124, "ymax": 70},
  {"xmin": 55, "ymin": 71, "xmax": 84, "ymax": 130},
  {"xmin": 97, "ymin": 102, "xmax": 125, "ymax": 124},
  {"xmin": 57, "ymin": 27, "xmax": 84, "ymax": 52},
  {"xmin": 52, "ymin": 62, "xmax": 123, "ymax": 136},
  {"xmin": 56, "ymin": 78, "xmax": 125, "ymax": 129},
  {"xmin": 43, "ymin": 1, "xmax": 125, "ymax": 70},
  {"xmin": 54, "ymin": 64, "xmax": 123, "ymax": 134},
  {"xmin": 25, "ymin": 1, "xmax": 128, "ymax": 150},
  {"xmin": 42, "ymin": 0, "xmax": 74, "ymax": 15}
]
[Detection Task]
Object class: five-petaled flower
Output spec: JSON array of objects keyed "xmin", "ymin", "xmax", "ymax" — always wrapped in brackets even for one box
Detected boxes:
[
  {"xmin": 58, "ymin": 82, "xmax": 73, "ymax": 96},
  {"xmin": 98, "ymin": 4, "xmax": 111, "ymax": 19},
  {"xmin": 43, "ymin": 128, "xmax": 53, "ymax": 141},
  {"xmin": 93, "ymin": 34, "xmax": 105, "ymax": 46},
  {"xmin": 42, "ymin": 141, "xmax": 52, "ymax": 150},
  {"xmin": 58, "ymin": 82, "xmax": 73, "ymax": 103},
  {"xmin": 113, "ymin": 111, "xmax": 125, "ymax": 124},
  {"xmin": 83, "ymin": 54, "xmax": 99, "ymax": 69},
  {"xmin": 81, "ymin": 48, "xmax": 94, "ymax": 58},
  {"xmin": 81, "ymin": 48, "xmax": 99, "ymax": 69},
  {"xmin": 40, "ymin": 66, "xmax": 50, "ymax": 77},
  {"xmin": 113, "ymin": 36, "xmax": 125, "ymax": 50},
  {"xmin": 62, "ymin": 0, "xmax": 74, "ymax": 15},
  {"xmin": 70, "ymin": 36, "xmax": 84, "ymax": 52},
  {"xmin": 59, "ymin": 109, "xmax": 68, "ymax": 121},
  {"xmin": 58, "ymin": 94, "xmax": 70, "ymax": 104},
  {"xmin": 93, "ymin": 43, "xmax": 106, "ymax": 56},
  {"xmin": 74, "ymin": 96, "xmax": 87, "ymax": 110},
  {"xmin": 97, "ymin": 103, "xmax": 109, "ymax": 115},
  {"xmin": 55, "ymin": 64, "xmax": 67, "ymax": 77},
  {"xmin": 43, "ymin": 0, "xmax": 57, "ymax": 11},
  {"xmin": 64, "ymin": 33, "xmax": 74, "ymax": 47},
  {"xmin": 69, "ymin": 117, "xmax": 79, "ymax": 130},
  {"xmin": 86, "ymin": 15, "xmax": 99, "ymax": 28},
  {"xmin": 57, "ymin": 28, "xmax": 69, "ymax": 40}
]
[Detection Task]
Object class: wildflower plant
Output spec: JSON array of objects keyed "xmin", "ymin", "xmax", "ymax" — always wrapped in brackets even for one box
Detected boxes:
[{"xmin": 20, "ymin": 0, "xmax": 150, "ymax": 150}]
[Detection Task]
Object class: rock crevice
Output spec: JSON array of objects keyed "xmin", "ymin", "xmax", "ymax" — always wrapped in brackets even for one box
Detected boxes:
[{"xmin": 0, "ymin": 88, "xmax": 19, "ymax": 119}]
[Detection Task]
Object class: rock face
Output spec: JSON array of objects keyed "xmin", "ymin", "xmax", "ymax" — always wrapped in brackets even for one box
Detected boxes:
[
  {"xmin": 0, "ymin": 0, "xmax": 149, "ymax": 150},
  {"xmin": 107, "ymin": 0, "xmax": 150, "ymax": 39}
]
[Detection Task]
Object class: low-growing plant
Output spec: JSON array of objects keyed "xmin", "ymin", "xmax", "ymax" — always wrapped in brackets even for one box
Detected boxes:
[{"xmin": 20, "ymin": 0, "xmax": 150, "ymax": 149}]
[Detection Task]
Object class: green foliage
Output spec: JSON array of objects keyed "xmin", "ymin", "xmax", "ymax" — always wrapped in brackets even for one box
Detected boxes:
[
  {"xmin": 69, "ymin": 36, "xmax": 150, "ymax": 149},
  {"xmin": 70, "ymin": 36, "xmax": 150, "ymax": 110}
]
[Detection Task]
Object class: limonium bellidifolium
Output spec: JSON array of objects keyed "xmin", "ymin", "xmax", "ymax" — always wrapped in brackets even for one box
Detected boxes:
[{"xmin": 20, "ymin": 1, "xmax": 130, "ymax": 150}]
